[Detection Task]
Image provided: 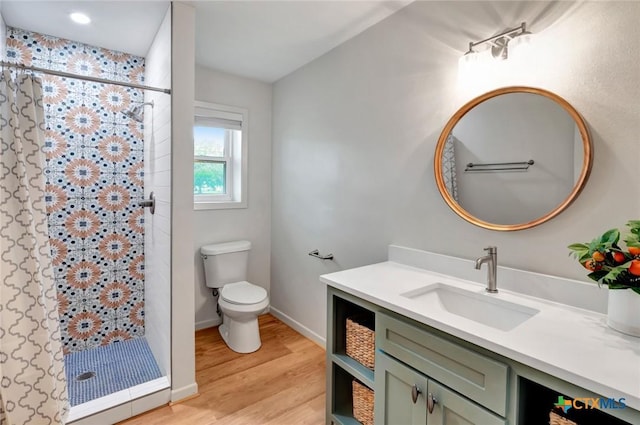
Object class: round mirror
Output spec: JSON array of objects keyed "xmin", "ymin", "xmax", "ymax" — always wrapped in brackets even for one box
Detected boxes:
[{"xmin": 434, "ymin": 86, "xmax": 592, "ymax": 231}]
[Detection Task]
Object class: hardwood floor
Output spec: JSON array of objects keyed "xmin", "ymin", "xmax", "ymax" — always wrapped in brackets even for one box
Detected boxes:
[{"xmin": 120, "ymin": 314, "xmax": 326, "ymax": 425}]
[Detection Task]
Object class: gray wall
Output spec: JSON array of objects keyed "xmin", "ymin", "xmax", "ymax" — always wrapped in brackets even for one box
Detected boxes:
[
  {"xmin": 193, "ymin": 66, "xmax": 272, "ymax": 329},
  {"xmin": 271, "ymin": 1, "xmax": 640, "ymax": 342}
]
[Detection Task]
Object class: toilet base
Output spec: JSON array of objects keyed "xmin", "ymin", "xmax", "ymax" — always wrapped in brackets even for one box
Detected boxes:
[{"xmin": 219, "ymin": 317, "xmax": 262, "ymax": 354}]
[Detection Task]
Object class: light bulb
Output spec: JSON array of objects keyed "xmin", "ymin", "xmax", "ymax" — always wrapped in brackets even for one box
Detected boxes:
[{"xmin": 70, "ymin": 12, "xmax": 91, "ymax": 25}]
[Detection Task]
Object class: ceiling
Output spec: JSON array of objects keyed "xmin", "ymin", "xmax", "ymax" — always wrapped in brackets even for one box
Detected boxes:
[
  {"xmin": 193, "ymin": 1, "xmax": 412, "ymax": 82},
  {"xmin": 0, "ymin": 1, "xmax": 171, "ymax": 58},
  {"xmin": 1, "ymin": 0, "xmax": 411, "ymax": 83}
]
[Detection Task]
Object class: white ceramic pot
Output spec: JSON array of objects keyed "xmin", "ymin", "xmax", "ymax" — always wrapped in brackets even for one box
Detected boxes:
[{"xmin": 607, "ymin": 288, "xmax": 640, "ymax": 337}]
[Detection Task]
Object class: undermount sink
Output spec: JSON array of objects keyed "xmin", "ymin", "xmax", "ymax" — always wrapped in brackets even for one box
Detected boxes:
[{"xmin": 400, "ymin": 283, "xmax": 539, "ymax": 331}]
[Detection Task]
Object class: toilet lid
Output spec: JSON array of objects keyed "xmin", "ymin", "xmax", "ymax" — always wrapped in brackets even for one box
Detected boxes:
[{"xmin": 221, "ymin": 281, "xmax": 267, "ymax": 305}]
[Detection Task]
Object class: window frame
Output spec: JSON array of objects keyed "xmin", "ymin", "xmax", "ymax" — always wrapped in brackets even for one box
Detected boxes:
[{"xmin": 193, "ymin": 101, "xmax": 248, "ymax": 210}]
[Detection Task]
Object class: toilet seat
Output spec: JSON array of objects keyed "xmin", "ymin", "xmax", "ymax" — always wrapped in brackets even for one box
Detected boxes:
[{"xmin": 221, "ymin": 281, "xmax": 267, "ymax": 305}]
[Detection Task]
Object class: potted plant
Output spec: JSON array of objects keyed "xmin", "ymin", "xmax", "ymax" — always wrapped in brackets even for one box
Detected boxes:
[{"xmin": 568, "ymin": 220, "xmax": 640, "ymax": 337}]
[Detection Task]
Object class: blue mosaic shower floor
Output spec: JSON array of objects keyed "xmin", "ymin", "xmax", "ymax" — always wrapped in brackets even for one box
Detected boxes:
[{"xmin": 64, "ymin": 337, "xmax": 162, "ymax": 406}]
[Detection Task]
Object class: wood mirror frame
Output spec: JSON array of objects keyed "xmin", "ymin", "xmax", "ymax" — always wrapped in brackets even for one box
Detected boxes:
[{"xmin": 434, "ymin": 86, "xmax": 593, "ymax": 231}]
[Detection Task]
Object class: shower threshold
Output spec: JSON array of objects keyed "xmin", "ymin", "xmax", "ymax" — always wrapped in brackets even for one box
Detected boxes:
[{"xmin": 66, "ymin": 376, "xmax": 170, "ymax": 423}]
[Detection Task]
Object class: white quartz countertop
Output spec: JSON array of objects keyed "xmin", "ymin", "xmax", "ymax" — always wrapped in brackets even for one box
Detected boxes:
[{"xmin": 320, "ymin": 261, "xmax": 640, "ymax": 411}]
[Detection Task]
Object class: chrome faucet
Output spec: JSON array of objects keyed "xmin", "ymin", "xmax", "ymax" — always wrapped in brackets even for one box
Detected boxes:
[{"xmin": 475, "ymin": 246, "xmax": 498, "ymax": 293}]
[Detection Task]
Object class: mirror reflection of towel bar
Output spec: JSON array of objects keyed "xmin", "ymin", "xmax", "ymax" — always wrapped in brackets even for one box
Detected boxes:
[
  {"xmin": 309, "ymin": 249, "xmax": 334, "ymax": 260},
  {"xmin": 465, "ymin": 159, "xmax": 534, "ymax": 172}
]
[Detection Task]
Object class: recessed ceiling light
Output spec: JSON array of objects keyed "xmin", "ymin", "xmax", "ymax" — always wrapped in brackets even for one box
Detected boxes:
[{"xmin": 70, "ymin": 12, "xmax": 91, "ymax": 25}]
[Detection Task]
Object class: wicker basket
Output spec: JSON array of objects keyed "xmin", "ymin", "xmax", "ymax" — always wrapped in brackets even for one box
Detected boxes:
[
  {"xmin": 549, "ymin": 410, "xmax": 578, "ymax": 425},
  {"xmin": 353, "ymin": 380, "xmax": 374, "ymax": 425},
  {"xmin": 346, "ymin": 315, "xmax": 375, "ymax": 369}
]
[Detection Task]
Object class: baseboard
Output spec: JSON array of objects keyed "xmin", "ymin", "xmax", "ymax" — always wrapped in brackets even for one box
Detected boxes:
[
  {"xmin": 195, "ymin": 317, "xmax": 221, "ymax": 331},
  {"xmin": 269, "ymin": 306, "xmax": 326, "ymax": 348},
  {"xmin": 170, "ymin": 382, "xmax": 198, "ymax": 403}
]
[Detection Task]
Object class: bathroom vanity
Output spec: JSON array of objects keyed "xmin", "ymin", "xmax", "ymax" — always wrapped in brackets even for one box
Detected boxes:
[{"xmin": 321, "ymin": 246, "xmax": 640, "ymax": 425}]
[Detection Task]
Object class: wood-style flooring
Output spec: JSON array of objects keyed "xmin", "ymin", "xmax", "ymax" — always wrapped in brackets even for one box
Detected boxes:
[{"xmin": 120, "ymin": 314, "xmax": 326, "ymax": 425}]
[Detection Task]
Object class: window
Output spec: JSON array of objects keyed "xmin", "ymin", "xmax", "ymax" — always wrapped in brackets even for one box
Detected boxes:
[{"xmin": 193, "ymin": 101, "xmax": 248, "ymax": 209}]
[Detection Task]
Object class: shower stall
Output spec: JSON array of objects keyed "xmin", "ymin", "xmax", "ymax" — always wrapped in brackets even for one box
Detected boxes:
[{"xmin": 1, "ymin": 9, "xmax": 172, "ymax": 422}]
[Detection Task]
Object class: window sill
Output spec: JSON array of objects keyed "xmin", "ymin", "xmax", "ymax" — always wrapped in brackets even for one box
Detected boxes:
[{"xmin": 194, "ymin": 200, "xmax": 247, "ymax": 211}]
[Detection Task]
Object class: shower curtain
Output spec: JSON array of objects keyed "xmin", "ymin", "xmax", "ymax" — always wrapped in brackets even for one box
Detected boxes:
[
  {"xmin": 0, "ymin": 71, "xmax": 68, "ymax": 425},
  {"xmin": 442, "ymin": 134, "xmax": 459, "ymax": 202}
]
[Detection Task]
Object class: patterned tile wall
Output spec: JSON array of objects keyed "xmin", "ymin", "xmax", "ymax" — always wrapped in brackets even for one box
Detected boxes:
[{"xmin": 4, "ymin": 28, "xmax": 146, "ymax": 353}]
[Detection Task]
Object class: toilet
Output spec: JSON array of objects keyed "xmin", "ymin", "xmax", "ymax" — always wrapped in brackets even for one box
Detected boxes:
[{"xmin": 201, "ymin": 240, "xmax": 269, "ymax": 353}]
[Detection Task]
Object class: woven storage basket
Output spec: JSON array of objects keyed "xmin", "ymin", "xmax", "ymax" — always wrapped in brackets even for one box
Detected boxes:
[
  {"xmin": 549, "ymin": 410, "xmax": 578, "ymax": 425},
  {"xmin": 346, "ymin": 315, "xmax": 375, "ymax": 369},
  {"xmin": 352, "ymin": 380, "xmax": 374, "ymax": 425}
]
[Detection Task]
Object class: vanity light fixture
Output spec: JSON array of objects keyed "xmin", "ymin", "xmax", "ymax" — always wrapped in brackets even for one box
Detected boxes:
[
  {"xmin": 70, "ymin": 12, "xmax": 91, "ymax": 25},
  {"xmin": 460, "ymin": 22, "xmax": 531, "ymax": 66}
]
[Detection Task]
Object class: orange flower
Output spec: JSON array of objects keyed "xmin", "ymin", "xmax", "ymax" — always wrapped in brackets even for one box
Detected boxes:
[
  {"xmin": 130, "ymin": 67, "xmax": 145, "ymax": 86},
  {"xmin": 68, "ymin": 311, "xmax": 102, "ymax": 339},
  {"xmin": 128, "ymin": 162, "xmax": 144, "ymax": 187},
  {"xmin": 66, "ymin": 260, "xmax": 100, "ymax": 289},
  {"xmin": 98, "ymin": 135, "xmax": 130, "ymax": 162},
  {"xmin": 99, "ymin": 282, "xmax": 131, "ymax": 309},
  {"xmin": 5, "ymin": 38, "xmax": 32, "ymax": 66},
  {"xmin": 103, "ymin": 49, "xmax": 129, "ymax": 62},
  {"xmin": 41, "ymin": 77, "xmax": 68, "ymax": 104},
  {"xmin": 101, "ymin": 330, "xmax": 131, "ymax": 346},
  {"xmin": 65, "ymin": 158, "xmax": 100, "ymax": 187},
  {"xmin": 97, "ymin": 185, "xmax": 131, "ymax": 211},
  {"xmin": 130, "ymin": 302, "xmax": 145, "ymax": 326},
  {"xmin": 129, "ymin": 120, "xmax": 144, "ymax": 139},
  {"xmin": 65, "ymin": 106, "xmax": 100, "ymax": 135},
  {"xmin": 99, "ymin": 233, "xmax": 131, "ymax": 261},
  {"xmin": 49, "ymin": 238, "xmax": 68, "ymax": 266},
  {"xmin": 34, "ymin": 33, "xmax": 66, "ymax": 49},
  {"xmin": 57, "ymin": 292, "xmax": 70, "ymax": 316},
  {"xmin": 65, "ymin": 210, "xmax": 100, "ymax": 239},
  {"xmin": 128, "ymin": 209, "xmax": 145, "ymax": 234},
  {"xmin": 67, "ymin": 53, "xmax": 100, "ymax": 77},
  {"xmin": 45, "ymin": 184, "xmax": 67, "ymax": 213},
  {"xmin": 129, "ymin": 255, "xmax": 145, "ymax": 280},
  {"xmin": 100, "ymin": 86, "xmax": 130, "ymax": 113},
  {"xmin": 43, "ymin": 131, "xmax": 67, "ymax": 159}
]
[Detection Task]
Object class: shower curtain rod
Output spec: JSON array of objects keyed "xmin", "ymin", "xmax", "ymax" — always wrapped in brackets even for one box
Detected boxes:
[{"xmin": 0, "ymin": 61, "xmax": 171, "ymax": 94}]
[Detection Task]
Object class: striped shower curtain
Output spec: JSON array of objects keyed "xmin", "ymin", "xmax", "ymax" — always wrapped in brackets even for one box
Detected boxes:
[{"xmin": 0, "ymin": 71, "xmax": 68, "ymax": 425}]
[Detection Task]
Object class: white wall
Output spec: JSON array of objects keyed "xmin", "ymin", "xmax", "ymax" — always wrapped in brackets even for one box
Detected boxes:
[
  {"xmin": 193, "ymin": 66, "xmax": 272, "ymax": 329},
  {"xmin": 271, "ymin": 1, "xmax": 640, "ymax": 342},
  {"xmin": 143, "ymin": 5, "xmax": 171, "ymax": 379},
  {"xmin": 170, "ymin": 1, "xmax": 197, "ymax": 402}
]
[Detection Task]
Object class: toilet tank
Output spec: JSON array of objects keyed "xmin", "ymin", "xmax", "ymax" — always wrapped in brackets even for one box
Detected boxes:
[{"xmin": 201, "ymin": 240, "xmax": 251, "ymax": 288}]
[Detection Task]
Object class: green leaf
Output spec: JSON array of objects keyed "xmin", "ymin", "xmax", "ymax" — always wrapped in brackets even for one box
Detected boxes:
[
  {"xmin": 587, "ymin": 270, "xmax": 608, "ymax": 282},
  {"xmin": 608, "ymin": 282, "xmax": 631, "ymax": 290},
  {"xmin": 625, "ymin": 233, "xmax": 640, "ymax": 248},
  {"xmin": 578, "ymin": 252, "xmax": 592, "ymax": 262},
  {"xmin": 631, "ymin": 287, "xmax": 640, "ymax": 296},
  {"xmin": 600, "ymin": 229, "xmax": 620, "ymax": 245},
  {"xmin": 568, "ymin": 243, "xmax": 589, "ymax": 251},
  {"xmin": 626, "ymin": 220, "xmax": 640, "ymax": 229},
  {"xmin": 601, "ymin": 262, "xmax": 631, "ymax": 283}
]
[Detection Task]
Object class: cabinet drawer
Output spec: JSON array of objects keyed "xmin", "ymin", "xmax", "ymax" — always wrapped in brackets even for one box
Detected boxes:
[{"xmin": 376, "ymin": 313, "xmax": 508, "ymax": 416}]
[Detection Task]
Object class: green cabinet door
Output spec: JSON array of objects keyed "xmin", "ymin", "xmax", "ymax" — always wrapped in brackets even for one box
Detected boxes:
[
  {"xmin": 375, "ymin": 351, "xmax": 429, "ymax": 425},
  {"xmin": 427, "ymin": 380, "xmax": 506, "ymax": 425}
]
